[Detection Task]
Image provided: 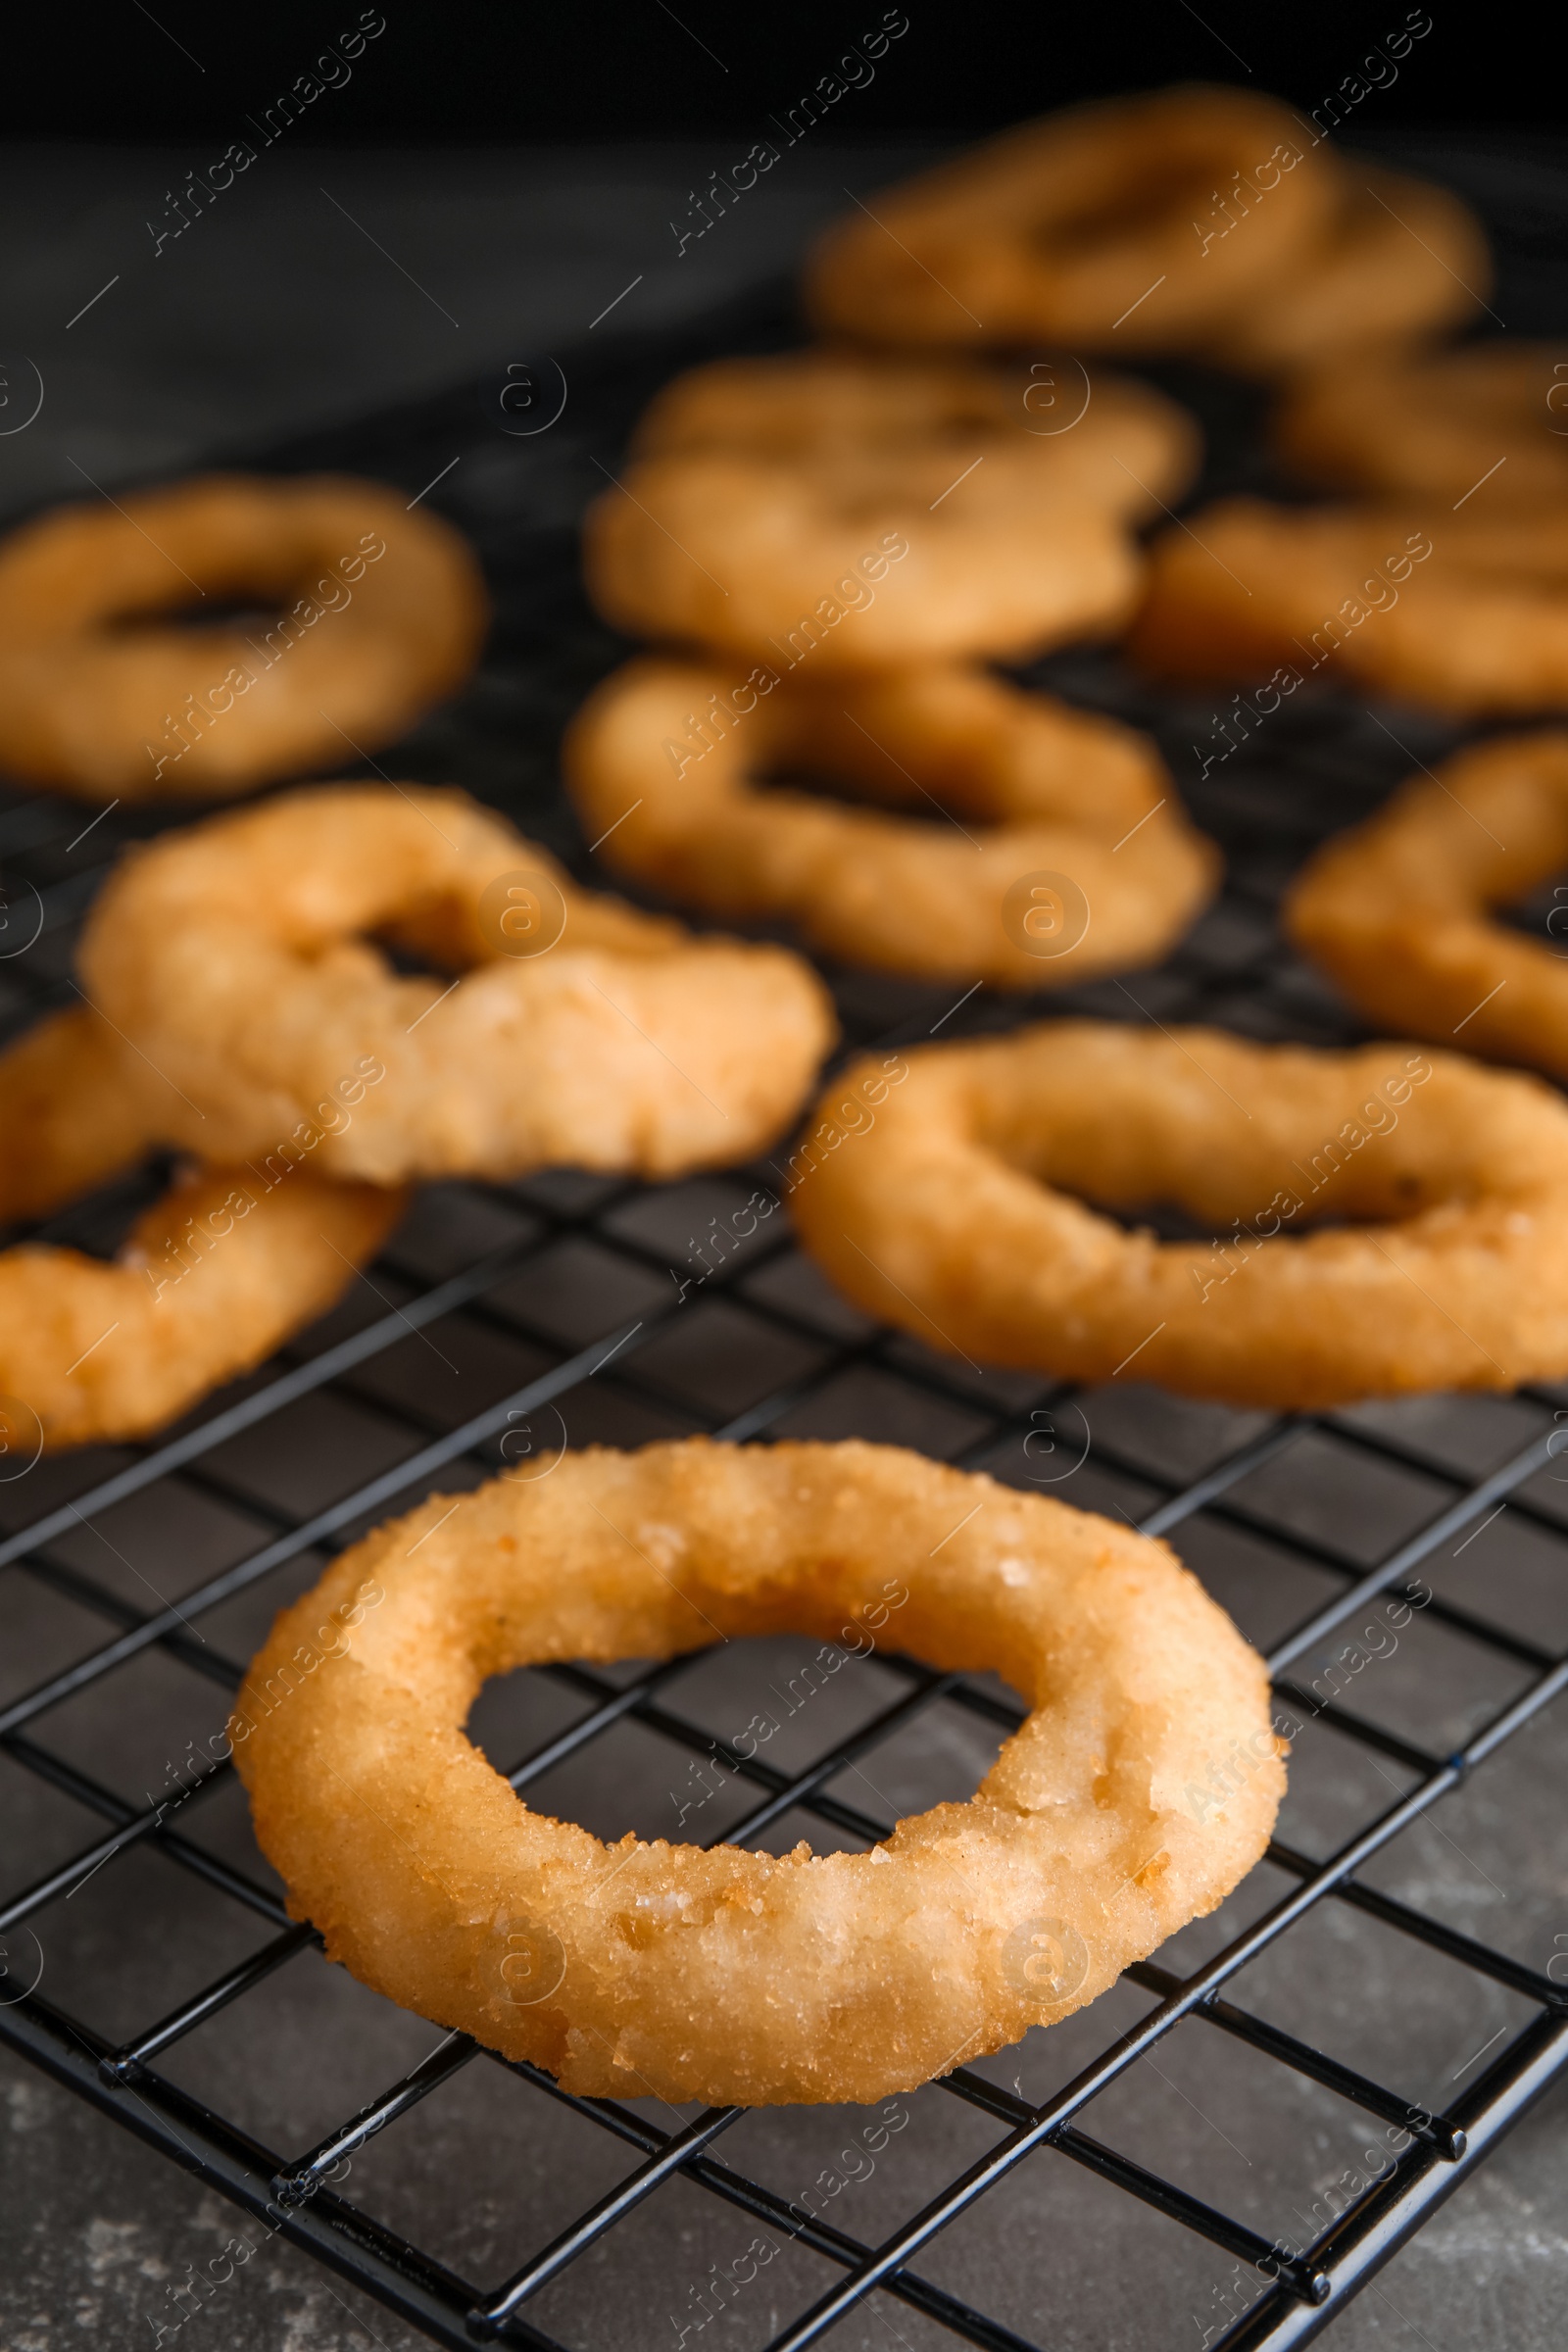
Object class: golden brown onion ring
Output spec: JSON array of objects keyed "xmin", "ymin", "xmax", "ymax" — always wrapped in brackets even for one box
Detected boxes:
[
  {"xmin": 583, "ymin": 446, "xmax": 1146, "ymax": 673},
  {"xmin": 0, "ymin": 1008, "xmax": 403, "ymax": 1450},
  {"xmin": 789, "ymin": 1023, "xmax": 1568, "ymax": 1407},
  {"xmin": 232, "ymin": 1439, "xmax": 1281, "ymax": 2105},
  {"xmin": 77, "ymin": 784, "xmax": 836, "ymax": 1183},
  {"xmin": 564, "ymin": 655, "xmax": 1218, "ymax": 985},
  {"xmin": 1287, "ymin": 730, "xmax": 1568, "ymax": 1078},
  {"xmin": 1213, "ymin": 167, "xmax": 1490, "ymax": 377},
  {"xmin": 1129, "ymin": 498, "xmax": 1568, "ymax": 716},
  {"xmin": 803, "ymin": 85, "xmax": 1341, "ymax": 353},
  {"xmin": 1277, "ymin": 339, "xmax": 1568, "ymax": 503},
  {"xmin": 630, "ymin": 347, "xmax": 1200, "ymax": 520},
  {"xmin": 0, "ymin": 474, "xmax": 486, "ymax": 802}
]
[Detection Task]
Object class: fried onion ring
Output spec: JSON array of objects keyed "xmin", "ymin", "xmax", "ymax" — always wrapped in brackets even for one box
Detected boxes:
[
  {"xmin": 564, "ymin": 656, "xmax": 1218, "ymax": 985},
  {"xmin": 803, "ymin": 85, "xmax": 1341, "ymax": 353},
  {"xmin": 585, "ymin": 449, "xmax": 1146, "ymax": 672},
  {"xmin": 0, "ymin": 474, "xmax": 487, "ymax": 802},
  {"xmin": 629, "ymin": 348, "xmax": 1200, "ymax": 521},
  {"xmin": 77, "ymin": 784, "xmax": 835, "ymax": 1183},
  {"xmin": 789, "ymin": 1023, "xmax": 1568, "ymax": 1408},
  {"xmin": 1212, "ymin": 168, "xmax": 1491, "ymax": 377},
  {"xmin": 1129, "ymin": 498, "xmax": 1568, "ymax": 715},
  {"xmin": 0, "ymin": 1008, "xmax": 404, "ymax": 1450},
  {"xmin": 0, "ymin": 1004, "xmax": 160, "ymax": 1228},
  {"xmin": 231, "ymin": 1438, "xmax": 1281, "ymax": 2106},
  {"xmin": 1277, "ymin": 341, "xmax": 1568, "ymax": 503},
  {"xmin": 1287, "ymin": 731, "xmax": 1568, "ymax": 1078}
]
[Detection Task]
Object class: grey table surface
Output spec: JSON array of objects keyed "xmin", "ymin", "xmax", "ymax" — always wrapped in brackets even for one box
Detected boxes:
[
  {"xmin": 0, "ymin": 137, "xmax": 939, "ymax": 522},
  {"xmin": 2, "ymin": 136, "xmax": 1567, "ymax": 2352}
]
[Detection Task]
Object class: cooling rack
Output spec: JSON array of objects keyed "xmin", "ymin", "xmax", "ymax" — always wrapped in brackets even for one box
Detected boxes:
[{"xmin": 3, "ymin": 215, "xmax": 1567, "ymax": 2352}]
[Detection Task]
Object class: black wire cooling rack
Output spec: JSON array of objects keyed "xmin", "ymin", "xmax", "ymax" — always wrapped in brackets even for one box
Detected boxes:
[{"xmin": 4, "ymin": 196, "xmax": 1568, "ymax": 2352}]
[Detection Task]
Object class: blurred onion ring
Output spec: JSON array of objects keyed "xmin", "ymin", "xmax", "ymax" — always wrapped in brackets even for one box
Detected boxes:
[
  {"xmin": 592, "ymin": 353, "xmax": 1199, "ymax": 677},
  {"xmin": 584, "ymin": 446, "xmax": 1144, "ymax": 673},
  {"xmin": 1277, "ymin": 339, "xmax": 1568, "ymax": 503},
  {"xmin": 0, "ymin": 473, "xmax": 487, "ymax": 802},
  {"xmin": 629, "ymin": 347, "xmax": 1199, "ymax": 519},
  {"xmin": 1129, "ymin": 498, "xmax": 1568, "ymax": 716},
  {"xmin": 78, "ymin": 784, "xmax": 836, "ymax": 1183},
  {"xmin": 1288, "ymin": 731, "xmax": 1568, "ymax": 1078},
  {"xmin": 565, "ymin": 657, "xmax": 1218, "ymax": 986},
  {"xmin": 0, "ymin": 1007, "xmax": 404, "ymax": 1449},
  {"xmin": 1212, "ymin": 167, "xmax": 1490, "ymax": 378},
  {"xmin": 789, "ymin": 1023, "xmax": 1568, "ymax": 1408},
  {"xmin": 604, "ymin": 348, "xmax": 1199, "ymax": 667},
  {"xmin": 232, "ymin": 1438, "xmax": 1282, "ymax": 2106},
  {"xmin": 803, "ymin": 86, "xmax": 1341, "ymax": 352}
]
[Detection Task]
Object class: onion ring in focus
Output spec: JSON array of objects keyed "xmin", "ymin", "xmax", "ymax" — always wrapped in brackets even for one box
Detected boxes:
[{"xmin": 232, "ymin": 1438, "xmax": 1282, "ymax": 2105}]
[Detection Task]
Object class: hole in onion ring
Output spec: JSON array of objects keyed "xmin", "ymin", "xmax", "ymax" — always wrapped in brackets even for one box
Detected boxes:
[
  {"xmin": 465, "ymin": 1635, "xmax": 1017, "ymax": 1854},
  {"xmin": 4, "ymin": 1152, "xmax": 181, "ymax": 1260},
  {"xmin": 1041, "ymin": 163, "xmax": 1219, "ymax": 251},
  {"xmin": 1060, "ymin": 1195, "xmax": 1390, "ymax": 1245},
  {"xmin": 751, "ymin": 765, "xmax": 962, "ymax": 827},
  {"xmin": 102, "ymin": 595, "xmax": 287, "ymax": 640}
]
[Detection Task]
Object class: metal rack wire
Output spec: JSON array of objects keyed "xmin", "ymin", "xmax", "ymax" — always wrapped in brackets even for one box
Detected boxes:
[{"xmin": 2, "ymin": 262, "xmax": 1567, "ymax": 2352}]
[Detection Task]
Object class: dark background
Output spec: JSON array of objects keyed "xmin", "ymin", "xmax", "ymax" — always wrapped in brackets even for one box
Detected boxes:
[{"xmin": 1, "ymin": 0, "xmax": 1552, "ymax": 142}]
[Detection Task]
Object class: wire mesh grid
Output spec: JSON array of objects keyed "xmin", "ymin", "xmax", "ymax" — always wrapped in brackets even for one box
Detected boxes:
[{"xmin": 3, "ymin": 264, "xmax": 1568, "ymax": 2352}]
